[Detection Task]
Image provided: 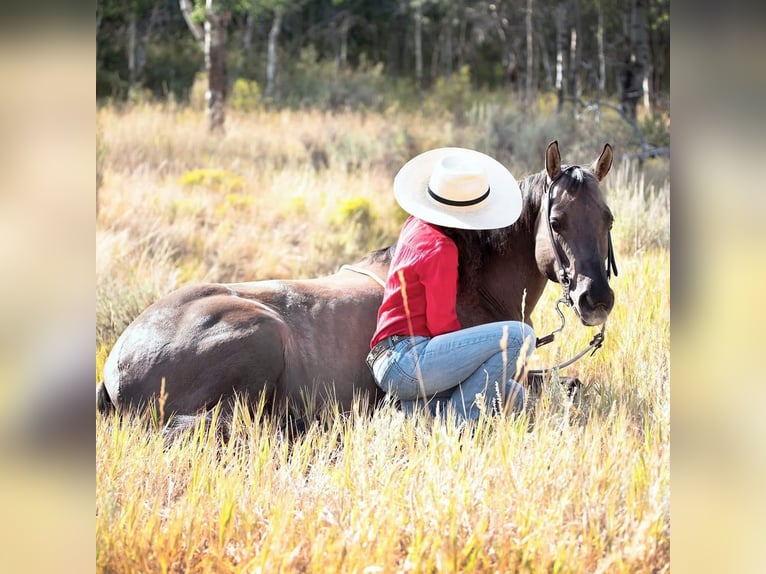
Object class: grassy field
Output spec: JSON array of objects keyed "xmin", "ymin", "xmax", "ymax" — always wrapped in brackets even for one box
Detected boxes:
[{"xmin": 96, "ymin": 103, "xmax": 670, "ymax": 573}]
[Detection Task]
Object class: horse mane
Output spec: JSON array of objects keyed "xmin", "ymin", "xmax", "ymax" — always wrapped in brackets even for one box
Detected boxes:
[{"xmin": 357, "ymin": 245, "xmax": 396, "ymax": 265}]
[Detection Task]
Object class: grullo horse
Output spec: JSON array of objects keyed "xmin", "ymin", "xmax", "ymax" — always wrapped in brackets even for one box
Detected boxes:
[{"xmin": 97, "ymin": 141, "xmax": 615, "ymax": 426}]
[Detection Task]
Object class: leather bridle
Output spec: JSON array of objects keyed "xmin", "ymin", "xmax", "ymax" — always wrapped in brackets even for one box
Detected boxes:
[{"xmin": 532, "ymin": 166, "xmax": 619, "ymax": 374}]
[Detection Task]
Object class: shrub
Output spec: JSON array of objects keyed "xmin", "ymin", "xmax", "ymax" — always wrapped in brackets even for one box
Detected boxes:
[
  {"xmin": 424, "ymin": 66, "xmax": 474, "ymax": 122},
  {"xmin": 230, "ymin": 78, "xmax": 262, "ymax": 112},
  {"xmin": 281, "ymin": 47, "xmax": 386, "ymax": 111},
  {"xmin": 332, "ymin": 196, "xmax": 374, "ymax": 227},
  {"xmin": 179, "ymin": 168, "xmax": 245, "ymax": 193}
]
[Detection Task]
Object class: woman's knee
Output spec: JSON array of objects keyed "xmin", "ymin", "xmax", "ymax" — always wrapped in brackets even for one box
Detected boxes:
[{"xmin": 506, "ymin": 321, "xmax": 535, "ymax": 355}]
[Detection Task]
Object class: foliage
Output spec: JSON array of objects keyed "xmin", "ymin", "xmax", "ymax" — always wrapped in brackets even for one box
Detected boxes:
[
  {"xmin": 331, "ymin": 196, "xmax": 374, "ymax": 227},
  {"xmin": 230, "ymin": 77, "xmax": 262, "ymax": 111},
  {"xmin": 142, "ymin": 31, "xmax": 204, "ymax": 101},
  {"xmin": 424, "ymin": 65, "xmax": 474, "ymax": 123},
  {"xmin": 97, "ymin": 0, "xmax": 670, "ymax": 118},
  {"xmin": 179, "ymin": 168, "xmax": 246, "ymax": 192},
  {"xmin": 281, "ymin": 47, "xmax": 387, "ymax": 111},
  {"xmin": 639, "ymin": 111, "xmax": 671, "ymax": 149}
]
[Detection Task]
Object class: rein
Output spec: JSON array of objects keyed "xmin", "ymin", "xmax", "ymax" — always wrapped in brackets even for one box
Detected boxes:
[{"xmin": 532, "ymin": 166, "xmax": 619, "ymax": 375}]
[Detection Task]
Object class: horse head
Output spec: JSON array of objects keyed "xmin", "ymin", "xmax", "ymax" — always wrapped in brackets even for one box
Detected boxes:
[{"xmin": 534, "ymin": 141, "xmax": 616, "ymax": 326}]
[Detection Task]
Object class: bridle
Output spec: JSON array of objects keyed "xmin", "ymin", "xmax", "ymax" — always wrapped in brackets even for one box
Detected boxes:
[{"xmin": 531, "ymin": 166, "xmax": 619, "ymax": 373}]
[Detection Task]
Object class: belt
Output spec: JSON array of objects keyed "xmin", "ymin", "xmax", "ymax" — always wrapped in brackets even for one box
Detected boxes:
[{"xmin": 365, "ymin": 335, "xmax": 410, "ymax": 370}]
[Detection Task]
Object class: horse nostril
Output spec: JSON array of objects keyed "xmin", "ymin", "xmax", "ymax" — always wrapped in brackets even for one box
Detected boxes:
[{"xmin": 579, "ymin": 289, "xmax": 614, "ymax": 312}]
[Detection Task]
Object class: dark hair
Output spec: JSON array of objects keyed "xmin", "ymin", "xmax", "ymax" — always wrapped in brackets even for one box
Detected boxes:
[{"xmin": 437, "ymin": 226, "xmax": 492, "ymax": 296}]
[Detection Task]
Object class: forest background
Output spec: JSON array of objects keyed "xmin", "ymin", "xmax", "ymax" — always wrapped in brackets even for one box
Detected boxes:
[{"xmin": 97, "ymin": 0, "xmax": 669, "ymax": 151}]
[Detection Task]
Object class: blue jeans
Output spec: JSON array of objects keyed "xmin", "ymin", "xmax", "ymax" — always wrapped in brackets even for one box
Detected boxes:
[{"xmin": 370, "ymin": 321, "xmax": 535, "ymax": 422}]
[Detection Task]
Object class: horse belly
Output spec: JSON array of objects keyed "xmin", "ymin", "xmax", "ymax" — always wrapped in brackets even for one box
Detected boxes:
[{"xmin": 276, "ymin": 291, "xmax": 383, "ymax": 412}]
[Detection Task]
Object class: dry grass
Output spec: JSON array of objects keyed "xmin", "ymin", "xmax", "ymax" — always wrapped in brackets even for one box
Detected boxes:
[{"xmin": 96, "ymin": 104, "xmax": 669, "ymax": 573}]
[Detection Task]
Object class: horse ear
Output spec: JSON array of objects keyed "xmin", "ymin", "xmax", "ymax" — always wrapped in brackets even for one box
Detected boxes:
[
  {"xmin": 545, "ymin": 140, "xmax": 561, "ymax": 181},
  {"xmin": 592, "ymin": 143, "xmax": 613, "ymax": 181}
]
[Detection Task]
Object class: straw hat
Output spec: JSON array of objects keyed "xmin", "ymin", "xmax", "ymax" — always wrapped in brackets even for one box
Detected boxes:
[{"xmin": 393, "ymin": 147, "xmax": 522, "ymax": 230}]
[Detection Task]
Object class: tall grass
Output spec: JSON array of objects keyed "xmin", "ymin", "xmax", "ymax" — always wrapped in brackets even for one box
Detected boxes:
[{"xmin": 96, "ymin": 104, "xmax": 669, "ymax": 573}]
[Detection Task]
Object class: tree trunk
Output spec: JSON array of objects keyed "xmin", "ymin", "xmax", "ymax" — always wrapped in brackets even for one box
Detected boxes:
[
  {"xmin": 525, "ymin": 0, "xmax": 534, "ymax": 105},
  {"xmin": 414, "ymin": 0, "xmax": 423, "ymax": 98},
  {"xmin": 631, "ymin": 0, "xmax": 651, "ymax": 113},
  {"xmin": 205, "ymin": 0, "xmax": 228, "ymax": 132},
  {"xmin": 431, "ymin": 32, "xmax": 440, "ymax": 82},
  {"xmin": 336, "ymin": 12, "xmax": 350, "ymax": 73},
  {"xmin": 243, "ymin": 10, "xmax": 254, "ymax": 58},
  {"xmin": 538, "ymin": 33, "xmax": 552, "ymax": 91},
  {"xmin": 457, "ymin": 0, "xmax": 467, "ymax": 70},
  {"xmin": 569, "ymin": 0, "xmax": 580, "ymax": 102},
  {"xmin": 597, "ymin": 0, "xmax": 606, "ymax": 95},
  {"xmin": 135, "ymin": 1, "xmax": 162, "ymax": 93},
  {"xmin": 443, "ymin": 3, "xmax": 454, "ymax": 77},
  {"xmin": 266, "ymin": 7, "xmax": 283, "ymax": 99},
  {"xmin": 179, "ymin": 0, "xmax": 204, "ymax": 43},
  {"xmin": 488, "ymin": 3, "xmax": 513, "ymax": 89},
  {"xmin": 555, "ymin": 3, "xmax": 566, "ymax": 113},
  {"xmin": 127, "ymin": 11, "xmax": 137, "ymax": 95},
  {"xmin": 619, "ymin": 0, "xmax": 649, "ymax": 120}
]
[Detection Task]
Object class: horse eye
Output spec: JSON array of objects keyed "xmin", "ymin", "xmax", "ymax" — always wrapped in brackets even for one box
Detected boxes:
[{"xmin": 551, "ymin": 219, "xmax": 563, "ymax": 233}]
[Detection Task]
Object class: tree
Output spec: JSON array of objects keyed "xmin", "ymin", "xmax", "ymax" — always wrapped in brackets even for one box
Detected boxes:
[
  {"xmin": 412, "ymin": 0, "xmax": 424, "ymax": 97},
  {"xmin": 555, "ymin": 2, "xmax": 567, "ymax": 112},
  {"xmin": 618, "ymin": 0, "xmax": 649, "ymax": 120},
  {"xmin": 180, "ymin": 0, "xmax": 230, "ymax": 132},
  {"xmin": 525, "ymin": 0, "xmax": 534, "ymax": 105}
]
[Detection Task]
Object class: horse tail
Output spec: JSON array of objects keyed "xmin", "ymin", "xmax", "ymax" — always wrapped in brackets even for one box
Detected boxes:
[
  {"xmin": 162, "ymin": 411, "xmax": 232, "ymax": 444},
  {"xmin": 97, "ymin": 381, "xmax": 115, "ymax": 415}
]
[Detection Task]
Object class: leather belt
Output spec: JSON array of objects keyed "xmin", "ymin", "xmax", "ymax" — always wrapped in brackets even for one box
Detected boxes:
[{"xmin": 365, "ymin": 335, "xmax": 409, "ymax": 370}]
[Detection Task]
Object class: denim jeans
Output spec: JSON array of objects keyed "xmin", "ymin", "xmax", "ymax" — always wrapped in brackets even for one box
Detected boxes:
[{"xmin": 370, "ymin": 321, "xmax": 535, "ymax": 422}]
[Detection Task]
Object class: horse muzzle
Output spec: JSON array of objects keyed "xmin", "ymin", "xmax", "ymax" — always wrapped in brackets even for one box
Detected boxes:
[{"xmin": 571, "ymin": 279, "xmax": 614, "ymax": 326}]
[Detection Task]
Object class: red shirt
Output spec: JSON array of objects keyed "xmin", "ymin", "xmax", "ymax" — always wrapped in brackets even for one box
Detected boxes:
[{"xmin": 370, "ymin": 216, "xmax": 462, "ymax": 348}]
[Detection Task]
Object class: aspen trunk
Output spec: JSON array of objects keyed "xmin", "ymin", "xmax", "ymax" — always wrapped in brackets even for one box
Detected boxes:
[
  {"xmin": 597, "ymin": 0, "xmax": 606, "ymax": 95},
  {"xmin": 205, "ymin": 0, "xmax": 227, "ymax": 132},
  {"xmin": 555, "ymin": 3, "xmax": 566, "ymax": 113},
  {"xmin": 525, "ymin": 0, "xmax": 534, "ymax": 104},
  {"xmin": 414, "ymin": 0, "xmax": 423, "ymax": 97},
  {"xmin": 266, "ymin": 8, "xmax": 283, "ymax": 99}
]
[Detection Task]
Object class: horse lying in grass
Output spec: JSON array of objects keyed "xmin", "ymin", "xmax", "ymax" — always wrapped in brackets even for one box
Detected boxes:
[{"xmin": 97, "ymin": 141, "xmax": 616, "ymax": 428}]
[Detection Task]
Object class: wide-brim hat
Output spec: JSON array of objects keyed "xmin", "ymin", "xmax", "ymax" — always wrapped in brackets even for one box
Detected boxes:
[{"xmin": 393, "ymin": 147, "xmax": 522, "ymax": 230}]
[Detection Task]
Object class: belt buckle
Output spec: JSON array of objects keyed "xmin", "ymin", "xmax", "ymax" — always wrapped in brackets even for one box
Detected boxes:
[
  {"xmin": 366, "ymin": 339, "xmax": 392, "ymax": 370},
  {"xmin": 366, "ymin": 335, "xmax": 409, "ymax": 371}
]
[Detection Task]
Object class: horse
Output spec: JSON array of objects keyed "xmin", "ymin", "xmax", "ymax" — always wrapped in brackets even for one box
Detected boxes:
[{"xmin": 97, "ymin": 141, "xmax": 615, "ymax": 425}]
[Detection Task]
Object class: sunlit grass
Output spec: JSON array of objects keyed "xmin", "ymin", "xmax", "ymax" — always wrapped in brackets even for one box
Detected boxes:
[{"xmin": 96, "ymin": 104, "xmax": 669, "ymax": 573}]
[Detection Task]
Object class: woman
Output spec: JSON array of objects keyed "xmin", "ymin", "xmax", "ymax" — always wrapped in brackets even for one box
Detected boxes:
[{"xmin": 366, "ymin": 147, "xmax": 535, "ymax": 423}]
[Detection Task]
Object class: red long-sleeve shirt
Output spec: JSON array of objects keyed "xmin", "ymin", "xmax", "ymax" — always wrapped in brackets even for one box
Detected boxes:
[{"xmin": 370, "ymin": 216, "xmax": 462, "ymax": 348}]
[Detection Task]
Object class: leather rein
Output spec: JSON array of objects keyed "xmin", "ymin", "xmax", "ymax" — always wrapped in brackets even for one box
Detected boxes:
[{"xmin": 531, "ymin": 166, "xmax": 619, "ymax": 374}]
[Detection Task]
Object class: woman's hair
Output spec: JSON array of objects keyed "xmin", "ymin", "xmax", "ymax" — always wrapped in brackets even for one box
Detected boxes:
[{"xmin": 437, "ymin": 226, "xmax": 492, "ymax": 295}]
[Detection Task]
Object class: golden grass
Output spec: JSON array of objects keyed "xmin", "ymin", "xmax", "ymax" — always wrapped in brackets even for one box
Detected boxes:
[{"xmin": 96, "ymin": 104, "xmax": 669, "ymax": 573}]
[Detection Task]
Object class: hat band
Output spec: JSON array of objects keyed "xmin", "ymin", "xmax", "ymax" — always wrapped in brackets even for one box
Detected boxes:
[{"xmin": 428, "ymin": 186, "xmax": 490, "ymax": 207}]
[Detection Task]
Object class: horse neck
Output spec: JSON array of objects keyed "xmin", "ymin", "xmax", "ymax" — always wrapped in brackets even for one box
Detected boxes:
[{"xmin": 461, "ymin": 171, "xmax": 549, "ymax": 325}]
